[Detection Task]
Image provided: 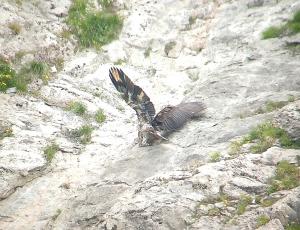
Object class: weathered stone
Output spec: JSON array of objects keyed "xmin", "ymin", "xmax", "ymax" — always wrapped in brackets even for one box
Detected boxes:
[
  {"xmin": 274, "ymin": 101, "xmax": 300, "ymax": 141},
  {"xmin": 0, "ymin": 0, "xmax": 300, "ymax": 229},
  {"xmin": 262, "ymin": 147, "xmax": 300, "ymax": 165}
]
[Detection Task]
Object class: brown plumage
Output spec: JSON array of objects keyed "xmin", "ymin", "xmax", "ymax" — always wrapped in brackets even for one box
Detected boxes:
[{"xmin": 109, "ymin": 67, "xmax": 205, "ymax": 146}]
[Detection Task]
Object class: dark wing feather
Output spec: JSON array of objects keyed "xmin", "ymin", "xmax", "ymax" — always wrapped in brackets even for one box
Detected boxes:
[
  {"xmin": 109, "ymin": 67, "xmax": 156, "ymax": 123},
  {"xmin": 152, "ymin": 102, "xmax": 205, "ymax": 132}
]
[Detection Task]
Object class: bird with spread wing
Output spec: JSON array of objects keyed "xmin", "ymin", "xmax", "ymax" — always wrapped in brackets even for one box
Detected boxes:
[{"xmin": 109, "ymin": 67, "xmax": 205, "ymax": 146}]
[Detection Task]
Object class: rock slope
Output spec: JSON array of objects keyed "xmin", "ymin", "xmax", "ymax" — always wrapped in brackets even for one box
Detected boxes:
[{"xmin": 0, "ymin": 0, "xmax": 300, "ymax": 229}]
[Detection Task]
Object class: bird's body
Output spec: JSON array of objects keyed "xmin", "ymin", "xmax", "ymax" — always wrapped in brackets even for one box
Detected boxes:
[{"xmin": 109, "ymin": 67, "xmax": 205, "ymax": 146}]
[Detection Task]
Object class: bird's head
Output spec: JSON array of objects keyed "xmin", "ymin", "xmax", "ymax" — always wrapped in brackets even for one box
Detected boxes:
[{"xmin": 139, "ymin": 125, "xmax": 168, "ymax": 147}]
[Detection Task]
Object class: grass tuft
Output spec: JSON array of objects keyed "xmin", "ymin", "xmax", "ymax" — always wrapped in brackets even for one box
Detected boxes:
[
  {"xmin": 256, "ymin": 100, "xmax": 289, "ymax": 114},
  {"xmin": 44, "ymin": 143, "xmax": 59, "ymax": 162},
  {"xmin": 236, "ymin": 195, "xmax": 252, "ymax": 215},
  {"xmin": 247, "ymin": 122, "xmax": 300, "ymax": 153},
  {"xmin": 0, "ymin": 127, "xmax": 13, "ymax": 140},
  {"xmin": 209, "ymin": 151, "xmax": 221, "ymax": 162},
  {"xmin": 67, "ymin": 101, "xmax": 87, "ymax": 116},
  {"xmin": 52, "ymin": 209, "xmax": 62, "ymax": 221},
  {"xmin": 257, "ymin": 214, "xmax": 270, "ymax": 227},
  {"xmin": 95, "ymin": 109, "xmax": 106, "ymax": 123},
  {"xmin": 66, "ymin": 0, "xmax": 123, "ymax": 49},
  {"xmin": 19, "ymin": 61, "xmax": 50, "ymax": 85},
  {"xmin": 144, "ymin": 47, "xmax": 152, "ymax": 58},
  {"xmin": 98, "ymin": 0, "xmax": 113, "ymax": 9},
  {"xmin": 286, "ymin": 223, "xmax": 300, "ymax": 230},
  {"xmin": 29, "ymin": 61, "xmax": 49, "ymax": 75},
  {"xmin": 8, "ymin": 22, "xmax": 21, "ymax": 35},
  {"xmin": 229, "ymin": 138, "xmax": 248, "ymax": 156},
  {"xmin": 262, "ymin": 10, "xmax": 300, "ymax": 39},
  {"xmin": 267, "ymin": 160, "xmax": 300, "ymax": 194},
  {"xmin": 71, "ymin": 125, "xmax": 93, "ymax": 144},
  {"xmin": 262, "ymin": 26, "xmax": 285, "ymax": 39}
]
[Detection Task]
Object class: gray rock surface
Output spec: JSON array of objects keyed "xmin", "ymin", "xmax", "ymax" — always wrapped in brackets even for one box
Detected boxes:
[{"xmin": 0, "ymin": 0, "xmax": 300, "ymax": 229}]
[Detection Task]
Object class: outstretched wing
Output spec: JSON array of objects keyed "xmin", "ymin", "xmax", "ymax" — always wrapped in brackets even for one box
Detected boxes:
[
  {"xmin": 152, "ymin": 102, "xmax": 205, "ymax": 132},
  {"xmin": 109, "ymin": 67, "xmax": 156, "ymax": 123}
]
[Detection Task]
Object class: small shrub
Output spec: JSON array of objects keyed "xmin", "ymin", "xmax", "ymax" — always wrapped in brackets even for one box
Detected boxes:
[
  {"xmin": 67, "ymin": 101, "xmax": 87, "ymax": 116},
  {"xmin": 8, "ymin": 22, "xmax": 21, "ymax": 35},
  {"xmin": 71, "ymin": 125, "xmax": 93, "ymax": 144},
  {"xmin": 267, "ymin": 160, "xmax": 300, "ymax": 194},
  {"xmin": 257, "ymin": 214, "xmax": 270, "ymax": 227},
  {"xmin": 0, "ymin": 59, "xmax": 26, "ymax": 92},
  {"xmin": 67, "ymin": 0, "xmax": 123, "ymax": 49},
  {"xmin": 209, "ymin": 151, "xmax": 221, "ymax": 162},
  {"xmin": 95, "ymin": 109, "xmax": 106, "ymax": 123},
  {"xmin": 236, "ymin": 195, "xmax": 252, "ymax": 215},
  {"xmin": 44, "ymin": 143, "xmax": 59, "ymax": 162}
]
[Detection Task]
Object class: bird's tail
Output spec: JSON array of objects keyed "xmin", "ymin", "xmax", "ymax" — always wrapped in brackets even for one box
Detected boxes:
[{"xmin": 177, "ymin": 102, "xmax": 206, "ymax": 118}]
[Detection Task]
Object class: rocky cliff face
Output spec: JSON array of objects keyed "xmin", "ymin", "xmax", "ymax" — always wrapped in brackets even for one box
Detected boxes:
[{"xmin": 0, "ymin": 0, "xmax": 300, "ymax": 229}]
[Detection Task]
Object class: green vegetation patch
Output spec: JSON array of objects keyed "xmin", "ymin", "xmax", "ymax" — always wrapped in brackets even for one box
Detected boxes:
[
  {"xmin": 0, "ymin": 126, "xmax": 13, "ymax": 140},
  {"xmin": 18, "ymin": 60, "xmax": 50, "ymax": 86},
  {"xmin": 236, "ymin": 195, "xmax": 252, "ymax": 215},
  {"xmin": 67, "ymin": 101, "xmax": 87, "ymax": 116},
  {"xmin": 52, "ymin": 209, "xmax": 62, "ymax": 221},
  {"xmin": 0, "ymin": 59, "xmax": 27, "ymax": 92},
  {"xmin": 231, "ymin": 122, "xmax": 300, "ymax": 155},
  {"xmin": 257, "ymin": 214, "xmax": 270, "ymax": 227},
  {"xmin": 144, "ymin": 47, "xmax": 152, "ymax": 58},
  {"xmin": 256, "ymin": 100, "xmax": 290, "ymax": 114},
  {"xmin": 267, "ymin": 160, "xmax": 300, "ymax": 194},
  {"xmin": 8, "ymin": 22, "xmax": 21, "ymax": 35},
  {"xmin": 258, "ymin": 197, "xmax": 278, "ymax": 207},
  {"xmin": 209, "ymin": 151, "xmax": 222, "ymax": 162},
  {"xmin": 286, "ymin": 223, "xmax": 300, "ymax": 230},
  {"xmin": 95, "ymin": 109, "xmax": 106, "ymax": 123},
  {"xmin": 247, "ymin": 122, "xmax": 300, "ymax": 153},
  {"xmin": 70, "ymin": 125, "xmax": 93, "ymax": 144},
  {"xmin": 44, "ymin": 143, "xmax": 59, "ymax": 162},
  {"xmin": 262, "ymin": 10, "xmax": 300, "ymax": 39},
  {"xmin": 66, "ymin": 0, "xmax": 123, "ymax": 49},
  {"xmin": 98, "ymin": 0, "xmax": 113, "ymax": 9},
  {"xmin": 229, "ymin": 139, "xmax": 248, "ymax": 156}
]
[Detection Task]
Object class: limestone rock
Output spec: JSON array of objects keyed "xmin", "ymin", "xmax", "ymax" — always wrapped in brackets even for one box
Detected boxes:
[
  {"xmin": 274, "ymin": 101, "xmax": 300, "ymax": 141},
  {"xmin": 0, "ymin": 0, "xmax": 300, "ymax": 229}
]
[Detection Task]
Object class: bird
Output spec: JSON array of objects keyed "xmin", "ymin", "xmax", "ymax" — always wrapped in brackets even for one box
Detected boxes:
[{"xmin": 109, "ymin": 67, "xmax": 205, "ymax": 146}]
